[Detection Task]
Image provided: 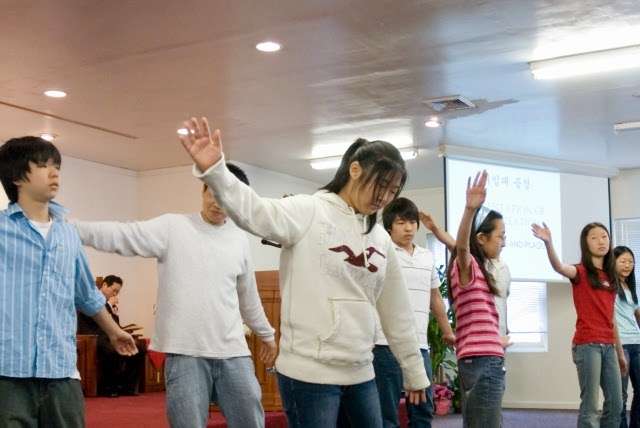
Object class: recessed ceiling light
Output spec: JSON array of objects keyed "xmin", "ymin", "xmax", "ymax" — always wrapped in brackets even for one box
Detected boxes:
[
  {"xmin": 177, "ymin": 128, "xmax": 189, "ymax": 136},
  {"xmin": 40, "ymin": 133, "xmax": 56, "ymax": 142},
  {"xmin": 256, "ymin": 41, "xmax": 281, "ymax": 53},
  {"xmin": 425, "ymin": 116, "xmax": 441, "ymax": 128},
  {"xmin": 43, "ymin": 90, "xmax": 67, "ymax": 98}
]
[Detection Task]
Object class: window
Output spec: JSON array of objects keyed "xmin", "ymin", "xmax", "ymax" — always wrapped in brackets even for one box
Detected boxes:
[
  {"xmin": 506, "ymin": 282, "xmax": 548, "ymax": 353},
  {"xmin": 614, "ymin": 218, "xmax": 640, "ymax": 282}
]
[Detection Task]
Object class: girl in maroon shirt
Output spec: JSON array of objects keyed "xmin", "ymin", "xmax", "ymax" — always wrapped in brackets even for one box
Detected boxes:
[{"xmin": 532, "ymin": 221, "xmax": 626, "ymax": 427}]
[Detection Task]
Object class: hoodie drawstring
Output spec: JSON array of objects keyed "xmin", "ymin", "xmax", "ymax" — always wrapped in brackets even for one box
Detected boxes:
[{"xmin": 350, "ymin": 207, "xmax": 370, "ymax": 268}]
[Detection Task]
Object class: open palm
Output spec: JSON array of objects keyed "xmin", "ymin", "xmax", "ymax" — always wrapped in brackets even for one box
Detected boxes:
[
  {"xmin": 466, "ymin": 170, "xmax": 488, "ymax": 210},
  {"xmin": 531, "ymin": 222, "xmax": 552, "ymax": 243},
  {"xmin": 178, "ymin": 117, "xmax": 223, "ymax": 172}
]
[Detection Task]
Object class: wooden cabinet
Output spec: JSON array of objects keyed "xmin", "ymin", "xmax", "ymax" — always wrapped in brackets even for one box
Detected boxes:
[
  {"xmin": 250, "ymin": 271, "xmax": 282, "ymax": 411},
  {"xmin": 76, "ymin": 335, "xmax": 98, "ymax": 397}
]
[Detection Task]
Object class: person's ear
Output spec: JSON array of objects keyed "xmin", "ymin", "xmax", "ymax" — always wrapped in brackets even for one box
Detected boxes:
[
  {"xmin": 476, "ymin": 233, "xmax": 487, "ymax": 245},
  {"xmin": 349, "ymin": 161, "xmax": 362, "ymax": 181}
]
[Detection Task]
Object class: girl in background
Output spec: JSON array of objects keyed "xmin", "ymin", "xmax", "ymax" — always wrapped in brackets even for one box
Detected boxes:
[
  {"xmin": 532, "ymin": 222, "xmax": 627, "ymax": 427},
  {"xmin": 613, "ymin": 246, "xmax": 639, "ymax": 428}
]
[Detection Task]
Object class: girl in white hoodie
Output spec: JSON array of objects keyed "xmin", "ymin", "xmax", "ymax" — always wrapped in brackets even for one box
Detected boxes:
[{"xmin": 179, "ymin": 117, "xmax": 429, "ymax": 428}]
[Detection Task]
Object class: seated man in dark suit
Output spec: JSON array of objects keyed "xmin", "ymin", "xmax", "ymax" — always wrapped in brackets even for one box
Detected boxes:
[{"xmin": 78, "ymin": 275, "xmax": 146, "ymax": 396}]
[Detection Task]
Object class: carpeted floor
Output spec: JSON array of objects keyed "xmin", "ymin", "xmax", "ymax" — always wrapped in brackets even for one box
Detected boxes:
[{"xmin": 85, "ymin": 392, "xmax": 581, "ymax": 427}]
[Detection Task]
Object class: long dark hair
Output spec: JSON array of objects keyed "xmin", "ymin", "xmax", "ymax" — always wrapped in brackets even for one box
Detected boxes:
[
  {"xmin": 579, "ymin": 222, "xmax": 617, "ymax": 291},
  {"xmin": 615, "ymin": 245, "xmax": 637, "ymax": 304},
  {"xmin": 447, "ymin": 208, "xmax": 503, "ymax": 306},
  {"xmin": 321, "ymin": 138, "xmax": 407, "ymax": 234}
]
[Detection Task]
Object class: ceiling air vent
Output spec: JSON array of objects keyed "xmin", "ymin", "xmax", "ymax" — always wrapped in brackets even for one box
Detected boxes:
[{"xmin": 423, "ymin": 95, "xmax": 476, "ymax": 113}]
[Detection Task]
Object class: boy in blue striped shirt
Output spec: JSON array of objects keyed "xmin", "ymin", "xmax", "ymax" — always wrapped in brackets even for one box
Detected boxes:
[{"xmin": 0, "ymin": 136, "xmax": 138, "ymax": 427}]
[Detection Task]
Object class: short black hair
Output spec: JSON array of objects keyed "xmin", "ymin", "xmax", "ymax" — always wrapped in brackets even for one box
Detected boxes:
[
  {"xmin": 0, "ymin": 136, "xmax": 62, "ymax": 203},
  {"xmin": 382, "ymin": 197, "xmax": 419, "ymax": 231},
  {"xmin": 203, "ymin": 162, "xmax": 249, "ymax": 192},
  {"xmin": 103, "ymin": 275, "xmax": 123, "ymax": 287}
]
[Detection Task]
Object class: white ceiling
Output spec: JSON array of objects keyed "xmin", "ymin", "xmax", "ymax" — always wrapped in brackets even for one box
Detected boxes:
[{"xmin": 2, "ymin": 0, "xmax": 640, "ymax": 189}]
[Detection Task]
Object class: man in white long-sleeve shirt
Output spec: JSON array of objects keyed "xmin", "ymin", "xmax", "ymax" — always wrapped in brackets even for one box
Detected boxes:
[{"xmin": 75, "ymin": 163, "xmax": 276, "ymax": 428}]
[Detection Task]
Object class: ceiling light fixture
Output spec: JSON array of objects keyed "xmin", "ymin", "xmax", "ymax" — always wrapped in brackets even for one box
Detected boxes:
[
  {"xmin": 40, "ymin": 133, "xmax": 56, "ymax": 142},
  {"xmin": 43, "ymin": 90, "xmax": 67, "ymax": 98},
  {"xmin": 310, "ymin": 147, "xmax": 418, "ymax": 170},
  {"xmin": 256, "ymin": 41, "xmax": 281, "ymax": 53},
  {"xmin": 529, "ymin": 44, "xmax": 640, "ymax": 80},
  {"xmin": 614, "ymin": 120, "xmax": 640, "ymax": 132},
  {"xmin": 424, "ymin": 116, "xmax": 441, "ymax": 128}
]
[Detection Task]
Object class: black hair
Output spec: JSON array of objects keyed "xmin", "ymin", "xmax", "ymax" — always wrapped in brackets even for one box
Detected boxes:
[
  {"xmin": 203, "ymin": 162, "xmax": 250, "ymax": 192},
  {"xmin": 614, "ymin": 245, "xmax": 637, "ymax": 304},
  {"xmin": 382, "ymin": 197, "xmax": 419, "ymax": 231},
  {"xmin": 579, "ymin": 222, "xmax": 617, "ymax": 292},
  {"xmin": 103, "ymin": 275, "xmax": 123, "ymax": 287},
  {"xmin": 447, "ymin": 208, "xmax": 503, "ymax": 306},
  {"xmin": 0, "ymin": 136, "xmax": 62, "ymax": 203},
  {"xmin": 321, "ymin": 138, "xmax": 407, "ymax": 234}
]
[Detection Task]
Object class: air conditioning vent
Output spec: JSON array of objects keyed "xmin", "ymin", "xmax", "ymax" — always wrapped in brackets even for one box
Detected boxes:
[{"xmin": 423, "ymin": 95, "xmax": 476, "ymax": 112}]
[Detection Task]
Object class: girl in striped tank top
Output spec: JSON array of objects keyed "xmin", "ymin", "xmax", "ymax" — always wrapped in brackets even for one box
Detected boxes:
[{"xmin": 448, "ymin": 171, "xmax": 506, "ymax": 427}]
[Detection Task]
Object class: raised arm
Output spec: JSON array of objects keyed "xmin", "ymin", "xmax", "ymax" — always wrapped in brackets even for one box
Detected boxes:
[
  {"xmin": 74, "ymin": 215, "xmax": 170, "ymax": 259},
  {"xmin": 180, "ymin": 117, "xmax": 313, "ymax": 247},
  {"xmin": 456, "ymin": 171, "xmax": 488, "ymax": 286},
  {"xmin": 531, "ymin": 223, "xmax": 577, "ymax": 280},
  {"xmin": 419, "ymin": 212, "xmax": 455, "ymax": 252}
]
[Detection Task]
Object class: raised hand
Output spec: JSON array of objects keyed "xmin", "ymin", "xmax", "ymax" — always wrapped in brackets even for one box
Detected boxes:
[
  {"xmin": 465, "ymin": 170, "xmax": 488, "ymax": 210},
  {"xmin": 178, "ymin": 117, "xmax": 223, "ymax": 172},
  {"xmin": 531, "ymin": 222, "xmax": 552, "ymax": 243},
  {"xmin": 419, "ymin": 212, "xmax": 438, "ymax": 232}
]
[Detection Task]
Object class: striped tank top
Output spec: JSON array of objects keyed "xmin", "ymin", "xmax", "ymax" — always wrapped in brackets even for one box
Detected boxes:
[{"xmin": 451, "ymin": 256, "xmax": 504, "ymax": 359}]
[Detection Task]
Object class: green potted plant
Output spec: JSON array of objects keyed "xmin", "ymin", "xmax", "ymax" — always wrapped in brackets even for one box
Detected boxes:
[{"xmin": 428, "ymin": 265, "xmax": 461, "ymax": 413}]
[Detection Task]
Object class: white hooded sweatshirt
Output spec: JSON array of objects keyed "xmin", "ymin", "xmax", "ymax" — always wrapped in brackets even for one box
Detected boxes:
[{"xmin": 195, "ymin": 157, "xmax": 429, "ymax": 390}]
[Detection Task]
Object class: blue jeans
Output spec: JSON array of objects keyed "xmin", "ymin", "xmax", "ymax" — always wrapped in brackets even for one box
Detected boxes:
[
  {"xmin": 572, "ymin": 344, "xmax": 622, "ymax": 428},
  {"xmin": 457, "ymin": 356, "xmax": 505, "ymax": 428},
  {"xmin": 277, "ymin": 372, "xmax": 382, "ymax": 428},
  {"xmin": 164, "ymin": 354, "xmax": 264, "ymax": 428},
  {"xmin": 621, "ymin": 344, "xmax": 640, "ymax": 428},
  {"xmin": 372, "ymin": 345, "xmax": 434, "ymax": 428}
]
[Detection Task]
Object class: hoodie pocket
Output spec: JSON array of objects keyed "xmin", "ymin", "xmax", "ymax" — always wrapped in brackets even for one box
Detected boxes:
[{"xmin": 317, "ymin": 298, "xmax": 375, "ymax": 366}]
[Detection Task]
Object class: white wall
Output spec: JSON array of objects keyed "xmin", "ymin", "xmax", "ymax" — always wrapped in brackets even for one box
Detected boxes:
[{"xmin": 611, "ymin": 168, "xmax": 640, "ymax": 220}]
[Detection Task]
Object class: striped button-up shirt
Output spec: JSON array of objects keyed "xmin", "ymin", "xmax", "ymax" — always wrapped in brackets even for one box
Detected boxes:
[{"xmin": 0, "ymin": 201, "xmax": 105, "ymax": 378}]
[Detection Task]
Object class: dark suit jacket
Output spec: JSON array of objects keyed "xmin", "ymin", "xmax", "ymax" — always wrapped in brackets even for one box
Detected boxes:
[{"xmin": 77, "ymin": 303, "xmax": 119, "ymax": 351}]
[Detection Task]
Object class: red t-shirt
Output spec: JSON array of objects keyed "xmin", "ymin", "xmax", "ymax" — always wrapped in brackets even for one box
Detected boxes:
[{"xmin": 570, "ymin": 264, "xmax": 616, "ymax": 345}]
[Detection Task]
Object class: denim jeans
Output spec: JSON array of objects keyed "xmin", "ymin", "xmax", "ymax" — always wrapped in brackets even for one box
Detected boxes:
[
  {"xmin": 164, "ymin": 354, "xmax": 264, "ymax": 428},
  {"xmin": 572, "ymin": 344, "xmax": 622, "ymax": 428},
  {"xmin": 620, "ymin": 344, "xmax": 640, "ymax": 428},
  {"xmin": 277, "ymin": 372, "xmax": 382, "ymax": 428},
  {"xmin": 0, "ymin": 376, "xmax": 85, "ymax": 428},
  {"xmin": 372, "ymin": 345, "xmax": 434, "ymax": 428},
  {"xmin": 457, "ymin": 356, "xmax": 505, "ymax": 428}
]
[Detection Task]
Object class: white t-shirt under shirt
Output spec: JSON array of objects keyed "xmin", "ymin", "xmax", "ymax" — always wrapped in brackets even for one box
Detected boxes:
[
  {"xmin": 375, "ymin": 243, "xmax": 440, "ymax": 350},
  {"xmin": 487, "ymin": 258, "xmax": 511, "ymax": 336},
  {"xmin": 29, "ymin": 219, "xmax": 53, "ymax": 239}
]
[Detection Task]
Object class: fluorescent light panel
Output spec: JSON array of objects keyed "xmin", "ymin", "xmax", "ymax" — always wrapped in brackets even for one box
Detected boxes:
[
  {"xmin": 614, "ymin": 121, "xmax": 640, "ymax": 132},
  {"xmin": 310, "ymin": 148, "xmax": 418, "ymax": 170},
  {"xmin": 529, "ymin": 44, "xmax": 640, "ymax": 80}
]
